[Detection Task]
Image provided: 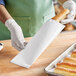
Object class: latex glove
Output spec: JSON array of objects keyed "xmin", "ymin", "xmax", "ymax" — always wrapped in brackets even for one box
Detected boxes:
[
  {"xmin": 5, "ymin": 19, "xmax": 27, "ymax": 51},
  {"xmin": 61, "ymin": 0, "xmax": 76, "ymax": 24}
]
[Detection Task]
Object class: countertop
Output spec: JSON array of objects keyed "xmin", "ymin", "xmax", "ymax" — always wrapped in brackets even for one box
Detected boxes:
[{"xmin": 0, "ymin": 31, "xmax": 76, "ymax": 76}]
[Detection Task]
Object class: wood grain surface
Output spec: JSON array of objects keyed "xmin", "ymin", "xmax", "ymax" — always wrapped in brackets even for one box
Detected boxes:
[{"xmin": 0, "ymin": 31, "xmax": 76, "ymax": 76}]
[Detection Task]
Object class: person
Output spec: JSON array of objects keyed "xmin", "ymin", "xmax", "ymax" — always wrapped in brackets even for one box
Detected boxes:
[{"xmin": 0, "ymin": 0, "xmax": 76, "ymax": 51}]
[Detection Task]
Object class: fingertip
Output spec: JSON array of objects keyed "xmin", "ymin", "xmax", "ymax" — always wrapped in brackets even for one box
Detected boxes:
[
  {"xmin": 16, "ymin": 41, "xmax": 24, "ymax": 49},
  {"xmin": 24, "ymin": 42, "xmax": 27, "ymax": 46},
  {"xmin": 12, "ymin": 43, "xmax": 21, "ymax": 51}
]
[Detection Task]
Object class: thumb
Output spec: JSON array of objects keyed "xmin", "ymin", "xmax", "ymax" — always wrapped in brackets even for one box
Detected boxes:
[
  {"xmin": 61, "ymin": 19, "xmax": 73, "ymax": 24},
  {"xmin": 61, "ymin": 19, "xmax": 76, "ymax": 24}
]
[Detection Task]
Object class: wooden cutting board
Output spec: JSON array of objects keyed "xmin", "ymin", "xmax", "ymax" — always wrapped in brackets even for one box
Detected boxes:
[{"xmin": 0, "ymin": 31, "xmax": 76, "ymax": 76}]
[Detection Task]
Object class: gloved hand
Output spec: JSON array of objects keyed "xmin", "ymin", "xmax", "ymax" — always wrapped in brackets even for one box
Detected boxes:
[
  {"xmin": 61, "ymin": 0, "xmax": 76, "ymax": 24},
  {"xmin": 5, "ymin": 19, "xmax": 27, "ymax": 51}
]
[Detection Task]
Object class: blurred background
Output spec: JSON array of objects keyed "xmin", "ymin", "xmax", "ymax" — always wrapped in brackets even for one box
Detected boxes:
[{"xmin": 53, "ymin": 0, "xmax": 76, "ymax": 31}]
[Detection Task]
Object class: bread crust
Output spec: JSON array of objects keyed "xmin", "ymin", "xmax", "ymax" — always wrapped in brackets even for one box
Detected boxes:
[
  {"xmin": 63, "ymin": 57, "xmax": 76, "ymax": 64},
  {"xmin": 57, "ymin": 62, "xmax": 76, "ymax": 70},
  {"xmin": 54, "ymin": 51, "xmax": 76, "ymax": 75},
  {"xmin": 55, "ymin": 67, "xmax": 76, "ymax": 73},
  {"xmin": 71, "ymin": 51, "xmax": 76, "ymax": 58}
]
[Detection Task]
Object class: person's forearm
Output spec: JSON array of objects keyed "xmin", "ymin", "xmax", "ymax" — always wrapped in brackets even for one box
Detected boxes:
[
  {"xmin": 0, "ymin": 5, "xmax": 12, "ymax": 23},
  {"xmin": 58, "ymin": 0, "xmax": 68, "ymax": 5}
]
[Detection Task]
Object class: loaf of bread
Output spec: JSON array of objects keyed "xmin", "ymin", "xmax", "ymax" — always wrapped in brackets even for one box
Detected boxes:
[
  {"xmin": 64, "ymin": 23, "xmax": 75, "ymax": 31},
  {"xmin": 55, "ymin": 67, "xmax": 76, "ymax": 76},
  {"xmin": 52, "ymin": 9, "xmax": 69, "ymax": 22},
  {"xmin": 54, "ymin": 50, "xmax": 76, "ymax": 75},
  {"xmin": 71, "ymin": 51, "xmax": 76, "ymax": 58},
  {"xmin": 57, "ymin": 62, "xmax": 76, "ymax": 70},
  {"xmin": 63, "ymin": 57, "xmax": 76, "ymax": 64}
]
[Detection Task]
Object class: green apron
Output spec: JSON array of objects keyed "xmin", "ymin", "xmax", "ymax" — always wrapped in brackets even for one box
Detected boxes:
[
  {"xmin": 74, "ymin": 0, "xmax": 76, "ymax": 2},
  {"xmin": 0, "ymin": 0, "xmax": 55, "ymax": 40}
]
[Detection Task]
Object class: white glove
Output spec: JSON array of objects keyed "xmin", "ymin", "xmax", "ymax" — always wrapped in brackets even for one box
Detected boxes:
[
  {"xmin": 5, "ymin": 19, "xmax": 27, "ymax": 51},
  {"xmin": 61, "ymin": 0, "xmax": 76, "ymax": 24}
]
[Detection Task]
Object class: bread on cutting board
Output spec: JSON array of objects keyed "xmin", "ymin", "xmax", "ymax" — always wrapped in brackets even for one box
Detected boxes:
[{"xmin": 64, "ymin": 23, "xmax": 75, "ymax": 31}]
